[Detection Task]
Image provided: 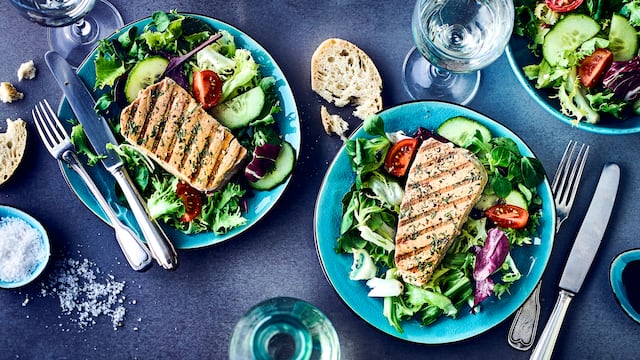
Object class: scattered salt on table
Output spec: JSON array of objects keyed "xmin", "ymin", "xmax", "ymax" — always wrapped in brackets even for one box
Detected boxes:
[
  {"xmin": 0, "ymin": 216, "xmax": 46, "ymax": 283},
  {"xmin": 41, "ymin": 258, "xmax": 128, "ymax": 330}
]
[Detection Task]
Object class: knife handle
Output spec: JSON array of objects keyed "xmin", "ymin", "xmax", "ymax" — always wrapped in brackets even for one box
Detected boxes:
[
  {"xmin": 111, "ymin": 166, "xmax": 178, "ymax": 270},
  {"xmin": 63, "ymin": 150, "xmax": 153, "ymax": 271},
  {"xmin": 530, "ymin": 289, "xmax": 574, "ymax": 360}
]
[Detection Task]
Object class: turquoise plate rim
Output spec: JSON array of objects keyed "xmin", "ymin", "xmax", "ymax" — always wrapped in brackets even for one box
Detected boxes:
[
  {"xmin": 0, "ymin": 205, "xmax": 50, "ymax": 289},
  {"xmin": 506, "ymin": 36, "xmax": 640, "ymax": 135},
  {"xmin": 609, "ymin": 249, "xmax": 640, "ymax": 325},
  {"xmin": 56, "ymin": 13, "xmax": 301, "ymax": 250},
  {"xmin": 313, "ymin": 100, "xmax": 556, "ymax": 344}
]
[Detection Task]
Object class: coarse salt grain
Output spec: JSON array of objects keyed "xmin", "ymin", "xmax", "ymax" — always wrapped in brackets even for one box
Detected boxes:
[
  {"xmin": 0, "ymin": 216, "xmax": 46, "ymax": 283},
  {"xmin": 40, "ymin": 258, "xmax": 127, "ymax": 330}
]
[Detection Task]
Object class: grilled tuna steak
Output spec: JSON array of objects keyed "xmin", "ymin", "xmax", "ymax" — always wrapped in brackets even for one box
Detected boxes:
[
  {"xmin": 120, "ymin": 77, "xmax": 248, "ymax": 194},
  {"xmin": 394, "ymin": 137, "xmax": 487, "ymax": 286}
]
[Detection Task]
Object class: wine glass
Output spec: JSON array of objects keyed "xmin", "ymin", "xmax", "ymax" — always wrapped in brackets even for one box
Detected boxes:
[
  {"xmin": 403, "ymin": 0, "xmax": 515, "ymax": 105},
  {"xmin": 229, "ymin": 297, "xmax": 340, "ymax": 360},
  {"xmin": 9, "ymin": 0, "xmax": 123, "ymax": 67}
]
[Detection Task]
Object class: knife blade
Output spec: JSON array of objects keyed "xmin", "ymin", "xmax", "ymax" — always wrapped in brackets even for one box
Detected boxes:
[
  {"xmin": 530, "ymin": 162, "xmax": 620, "ymax": 360},
  {"xmin": 45, "ymin": 51, "xmax": 178, "ymax": 270}
]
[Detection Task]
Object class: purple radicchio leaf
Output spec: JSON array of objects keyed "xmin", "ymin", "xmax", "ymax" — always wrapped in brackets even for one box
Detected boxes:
[
  {"xmin": 471, "ymin": 228, "xmax": 510, "ymax": 312},
  {"xmin": 165, "ymin": 66, "xmax": 189, "ymax": 89},
  {"xmin": 602, "ymin": 56, "xmax": 640, "ymax": 102},
  {"xmin": 245, "ymin": 143, "xmax": 282, "ymax": 182}
]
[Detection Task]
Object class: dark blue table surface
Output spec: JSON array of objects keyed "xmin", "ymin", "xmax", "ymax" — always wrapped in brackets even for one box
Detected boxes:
[{"xmin": 1, "ymin": 1, "xmax": 639, "ymax": 359}]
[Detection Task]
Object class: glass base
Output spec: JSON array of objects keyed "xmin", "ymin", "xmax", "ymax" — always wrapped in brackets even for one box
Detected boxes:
[
  {"xmin": 402, "ymin": 46, "xmax": 480, "ymax": 105},
  {"xmin": 229, "ymin": 297, "xmax": 340, "ymax": 360},
  {"xmin": 47, "ymin": 0, "xmax": 123, "ymax": 68}
]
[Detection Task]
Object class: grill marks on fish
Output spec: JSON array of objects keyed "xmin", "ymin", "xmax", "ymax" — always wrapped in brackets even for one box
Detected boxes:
[
  {"xmin": 394, "ymin": 138, "xmax": 487, "ymax": 286},
  {"xmin": 120, "ymin": 78, "xmax": 248, "ymax": 193}
]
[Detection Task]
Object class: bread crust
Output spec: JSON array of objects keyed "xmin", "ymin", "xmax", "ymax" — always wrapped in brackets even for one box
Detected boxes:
[{"xmin": 311, "ymin": 38, "xmax": 382, "ymax": 120}]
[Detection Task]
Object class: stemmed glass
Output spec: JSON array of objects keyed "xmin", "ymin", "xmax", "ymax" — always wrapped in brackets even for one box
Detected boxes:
[
  {"xmin": 403, "ymin": 0, "xmax": 515, "ymax": 104},
  {"xmin": 9, "ymin": 0, "xmax": 123, "ymax": 67}
]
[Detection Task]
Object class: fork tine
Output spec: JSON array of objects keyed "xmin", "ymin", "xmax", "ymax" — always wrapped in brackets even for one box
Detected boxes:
[
  {"xmin": 32, "ymin": 103, "xmax": 53, "ymax": 151},
  {"xmin": 563, "ymin": 144, "xmax": 589, "ymax": 208},
  {"xmin": 38, "ymin": 100, "xmax": 67, "ymax": 144},
  {"xmin": 42, "ymin": 100, "xmax": 70, "ymax": 142},
  {"xmin": 551, "ymin": 140, "xmax": 576, "ymax": 196}
]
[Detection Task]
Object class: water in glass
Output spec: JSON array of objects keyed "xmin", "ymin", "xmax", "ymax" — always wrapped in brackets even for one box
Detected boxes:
[
  {"xmin": 413, "ymin": 0, "xmax": 514, "ymax": 72},
  {"xmin": 403, "ymin": 0, "xmax": 514, "ymax": 104},
  {"xmin": 9, "ymin": 0, "xmax": 96, "ymax": 27}
]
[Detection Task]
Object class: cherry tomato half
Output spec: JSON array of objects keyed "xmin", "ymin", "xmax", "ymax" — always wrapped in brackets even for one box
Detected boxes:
[
  {"xmin": 578, "ymin": 48, "xmax": 614, "ymax": 89},
  {"xmin": 176, "ymin": 181, "xmax": 203, "ymax": 223},
  {"xmin": 384, "ymin": 138, "xmax": 419, "ymax": 177},
  {"xmin": 192, "ymin": 70, "xmax": 222, "ymax": 110},
  {"xmin": 485, "ymin": 204, "xmax": 529, "ymax": 229},
  {"xmin": 545, "ymin": 0, "xmax": 584, "ymax": 12}
]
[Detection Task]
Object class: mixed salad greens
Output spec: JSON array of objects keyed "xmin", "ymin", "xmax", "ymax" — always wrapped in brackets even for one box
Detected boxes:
[
  {"xmin": 71, "ymin": 10, "xmax": 294, "ymax": 235},
  {"xmin": 336, "ymin": 115, "xmax": 545, "ymax": 332},
  {"xmin": 514, "ymin": 0, "xmax": 640, "ymax": 124}
]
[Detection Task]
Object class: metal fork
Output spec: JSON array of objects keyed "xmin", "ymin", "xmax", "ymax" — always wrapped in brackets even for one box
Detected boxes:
[
  {"xmin": 507, "ymin": 140, "xmax": 589, "ymax": 351},
  {"xmin": 33, "ymin": 100, "xmax": 153, "ymax": 271}
]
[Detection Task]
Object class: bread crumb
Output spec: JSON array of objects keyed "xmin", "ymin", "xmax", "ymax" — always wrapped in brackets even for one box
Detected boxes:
[
  {"xmin": 17, "ymin": 60, "xmax": 36, "ymax": 81},
  {"xmin": 0, "ymin": 82, "xmax": 24, "ymax": 103},
  {"xmin": 320, "ymin": 106, "xmax": 349, "ymax": 141}
]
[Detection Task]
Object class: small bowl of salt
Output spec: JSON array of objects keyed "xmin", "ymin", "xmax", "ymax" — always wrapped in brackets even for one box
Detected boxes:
[{"xmin": 0, "ymin": 205, "xmax": 50, "ymax": 288}]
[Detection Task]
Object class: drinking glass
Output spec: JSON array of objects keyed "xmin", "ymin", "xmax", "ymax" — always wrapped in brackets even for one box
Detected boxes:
[
  {"xmin": 229, "ymin": 297, "xmax": 340, "ymax": 360},
  {"xmin": 403, "ymin": 0, "xmax": 515, "ymax": 104},
  {"xmin": 9, "ymin": 0, "xmax": 123, "ymax": 67}
]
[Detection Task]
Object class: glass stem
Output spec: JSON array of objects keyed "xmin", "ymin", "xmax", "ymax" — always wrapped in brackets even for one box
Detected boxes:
[
  {"xmin": 430, "ymin": 66, "xmax": 454, "ymax": 86},
  {"xmin": 70, "ymin": 17, "xmax": 99, "ymax": 45}
]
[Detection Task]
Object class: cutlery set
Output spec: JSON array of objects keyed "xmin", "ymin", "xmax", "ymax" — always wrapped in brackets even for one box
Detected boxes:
[
  {"xmin": 504, "ymin": 141, "xmax": 620, "ymax": 358},
  {"xmin": 508, "ymin": 140, "xmax": 590, "ymax": 351},
  {"xmin": 36, "ymin": 49, "xmax": 620, "ymax": 357},
  {"xmin": 40, "ymin": 51, "xmax": 178, "ymax": 271}
]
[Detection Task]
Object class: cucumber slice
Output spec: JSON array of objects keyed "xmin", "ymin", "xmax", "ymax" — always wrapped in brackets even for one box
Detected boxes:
[
  {"xmin": 542, "ymin": 14, "xmax": 600, "ymax": 66},
  {"xmin": 212, "ymin": 86, "xmax": 265, "ymax": 129},
  {"xmin": 436, "ymin": 116, "xmax": 492, "ymax": 147},
  {"xmin": 504, "ymin": 189, "xmax": 528, "ymax": 211},
  {"xmin": 249, "ymin": 141, "xmax": 296, "ymax": 191},
  {"xmin": 475, "ymin": 193, "xmax": 499, "ymax": 211},
  {"xmin": 124, "ymin": 56, "xmax": 169, "ymax": 103},
  {"xmin": 609, "ymin": 14, "xmax": 638, "ymax": 61}
]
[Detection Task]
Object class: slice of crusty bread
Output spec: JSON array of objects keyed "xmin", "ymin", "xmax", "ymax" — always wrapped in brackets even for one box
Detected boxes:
[
  {"xmin": 311, "ymin": 38, "xmax": 382, "ymax": 120},
  {"xmin": 0, "ymin": 118, "xmax": 27, "ymax": 186},
  {"xmin": 320, "ymin": 106, "xmax": 349, "ymax": 141}
]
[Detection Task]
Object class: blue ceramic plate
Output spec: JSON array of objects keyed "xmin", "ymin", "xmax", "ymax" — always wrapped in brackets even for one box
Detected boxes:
[
  {"xmin": 314, "ymin": 101, "xmax": 556, "ymax": 343},
  {"xmin": 0, "ymin": 206, "xmax": 50, "ymax": 288},
  {"xmin": 506, "ymin": 36, "xmax": 640, "ymax": 135},
  {"xmin": 57, "ymin": 14, "xmax": 300, "ymax": 249},
  {"xmin": 609, "ymin": 249, "xmax": 640, "ymax": 324}
]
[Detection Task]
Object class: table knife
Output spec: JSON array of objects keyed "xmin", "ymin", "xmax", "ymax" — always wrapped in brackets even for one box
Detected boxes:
[
  {"xmin": 45, "ymin": 51, "xmax": 178, "ymax": 270},
  {"xmin": 530, "ymin": 162, "xmax": 620, "ymax": 360}
]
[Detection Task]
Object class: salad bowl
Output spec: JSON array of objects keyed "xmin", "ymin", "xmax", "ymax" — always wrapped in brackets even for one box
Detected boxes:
[
  {"xmin": 506, "ymin": 37, "xmax": 640, "ymax": 135},
  {"xmin": 56, "ymin": 13, "xmax": 301, "ymax": 249},
  {"xmin": 314, "ymin": 101, "xmax": 556, "ymax": 343},
  {"xmin": 505, "ymin": 10, "xmax": 640, "ymax": 135}
]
